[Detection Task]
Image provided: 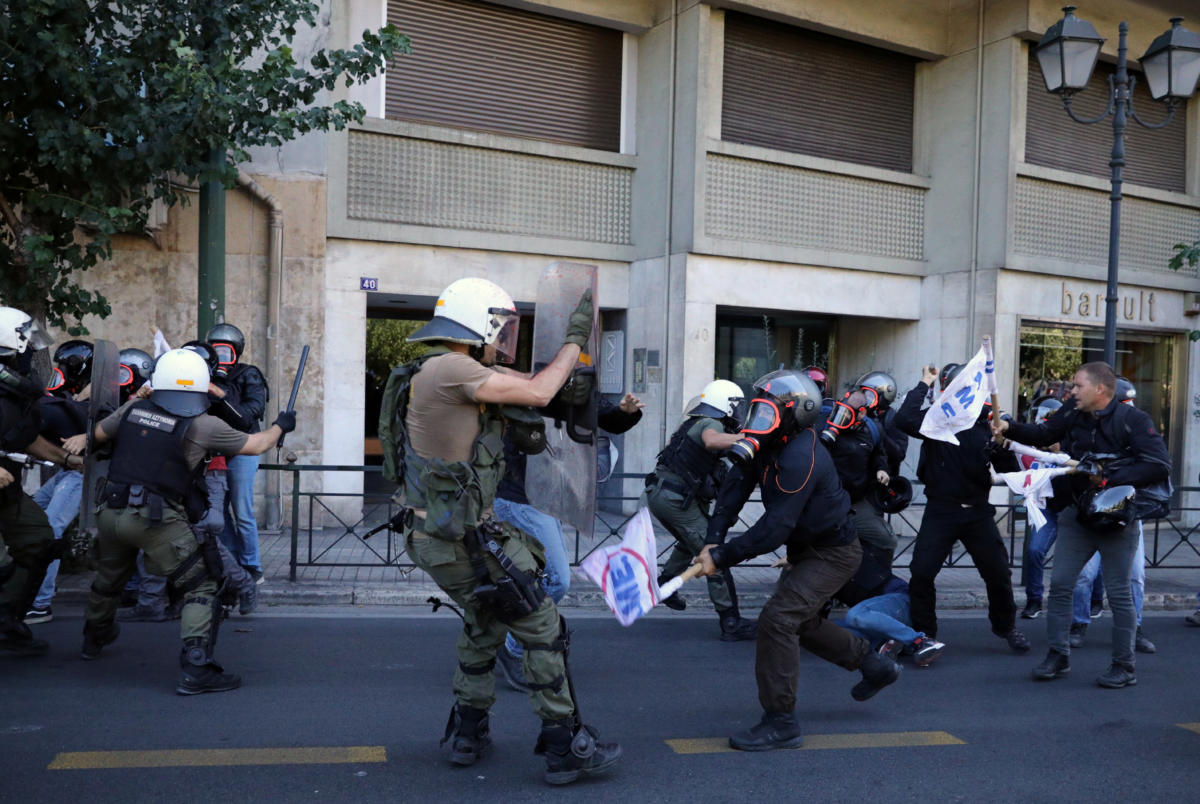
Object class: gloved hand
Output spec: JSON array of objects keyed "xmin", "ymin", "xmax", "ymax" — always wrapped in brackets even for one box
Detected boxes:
[
  {"xmin": 273, "ymin": 411, "xmax": 297, "ymax": 434},
  {"xmin": 563, "ymin": 288, "xmax": 594, "ymax": 349}
]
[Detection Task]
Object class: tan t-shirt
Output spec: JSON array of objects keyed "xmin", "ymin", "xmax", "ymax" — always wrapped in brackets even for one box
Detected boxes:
[
  {"xmin": 100, "ymin": 399, "xmax": 249, "ymax": 470},
  {"xmin": 406, "ymin": 352, "xmax": 496, "ymax": 463}
]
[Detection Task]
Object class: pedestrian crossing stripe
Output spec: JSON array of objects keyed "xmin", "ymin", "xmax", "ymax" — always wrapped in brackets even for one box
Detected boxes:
[
  {"xmin": 48, "ymin": 746, "xmax": 387, "ymax": 770},
  {"xmin": 1178, "ymin": 723, "xmax": 1200, "ymax": 735},
  {"xmin": 666, "ymin": 730, "xmax": 965, "ymax": 755}
]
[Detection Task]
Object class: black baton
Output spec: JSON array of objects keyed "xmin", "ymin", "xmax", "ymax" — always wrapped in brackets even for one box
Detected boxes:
[{"xmin": 277, "ymin": 344, "xmax": 309, "ymax": 452}]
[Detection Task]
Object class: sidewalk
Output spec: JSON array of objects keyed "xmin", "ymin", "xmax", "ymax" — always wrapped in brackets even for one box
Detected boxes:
[{"xmin": 50, "ymin": 521, "xmax": 1200, "ymax": 613}]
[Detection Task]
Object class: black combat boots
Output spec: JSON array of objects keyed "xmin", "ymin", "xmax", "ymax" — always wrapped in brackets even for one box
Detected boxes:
[
  {"xmin": 728, "ymin": 710, "xmax": 803, "ymax": 751},
  {"xmin": 851, "ymin": 649, "xmax": 902, "ymax": 701},
  {"xmin": 1, "ymin": 611, "xmax": 48, "ymax": 656},
  {"xmin": 537, "ymin": 718, "xmax": 622, "ymax": 785},
  {"xmin": 441, "ymin": 704, "xmax": 491, "ymax": 766},
  {"xmin": 80, "ymin": 620, "xmax": 120, "ymax": 660},
  {"xmin": 176, "ymin": 638, "xmax": 241, "ymax": 695},
  {"xmin": 717, "ymin": 609, "xmax": 758, "ymax": 642}
]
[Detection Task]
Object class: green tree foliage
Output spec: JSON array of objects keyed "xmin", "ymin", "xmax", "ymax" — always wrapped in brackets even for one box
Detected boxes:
[
  {"xmin": 366, "ymin": 319, "xmax": 428, "ymax": 381},
  {"xmin": 0, "ymin": 0, "xmax": 408, "ymax": 333},
  {"xmin": 1168, "ymin": 241, "xmax": 1200, "ymax": 341}
]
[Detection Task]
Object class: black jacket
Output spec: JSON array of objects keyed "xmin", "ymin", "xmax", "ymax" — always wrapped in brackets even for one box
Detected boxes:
[
  {"xmin": 894, "ymin": 381, "xmax": 1015, "ymax": 507},
  {"xmin": 210, "ymin": 363, "xmax": 268, "ymax": 434},
  {"xmin": 37, "ymin": 395, "xmax": 88, "ymax": 441},
  {"xmin": 706, "ymin": 427, "xmax": 854, "ymax": 569},
  {"xmin": 1004, "ymin": 396, "xmax": 1169, "ymax": 504},
  {"xmin": 881, "ymin": 407, "xmax": 910, "ymax": 477},
  {"xmin": 496, "ymin": 397, "xmax": 642, "ymax": 505},
  {"xmin": 827, "ymin": 423, "xmax": 887, "ymax": 502}
]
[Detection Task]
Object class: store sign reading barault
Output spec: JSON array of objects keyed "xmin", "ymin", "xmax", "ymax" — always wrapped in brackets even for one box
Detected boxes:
[{"xmin": 1060, "ymin": 282, "xmax": 1156, "ymax": 323}]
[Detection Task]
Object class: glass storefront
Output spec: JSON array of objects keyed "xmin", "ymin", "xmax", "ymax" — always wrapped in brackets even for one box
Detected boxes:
[
  {"xmin": 1017, "ymin": 322, "xmax": 1177, "ymax": 443},
  {"xmin": 716, "ymin": 311, "xmax": 835, "ymax": 397}
]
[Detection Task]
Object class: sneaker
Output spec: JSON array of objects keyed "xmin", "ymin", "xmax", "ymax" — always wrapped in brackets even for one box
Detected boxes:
[
  {"xmin": 1185, "ymin": 610, "xmax": 1200, "ymax": 627},
  {"xmin": 238, "ymin": 584, "xmax": 258, "ymax": 616},
  {"xmin": 999, "ymin": 628, "xmax": 1031, "ymax": 654},
  {"xmin": 1020, "ymin": 598, "xmax": 1042, "ymax": 619},
  {"xmin": 876, "ymin": 639, "xmax": 901, "ymax": 660},
  {"xmin": 495, "ymin": 645, "xmax": 531, "ymax": 694},
  {"xmin": 1134, "ymin": 626, "xmax": 1156, "ymax": 654},
  {"xmin": 249, "ymin": 567, "xmax": 265, "ymax": 586},
  {"xmin": 1069, "ymin": 622, "xmax": 1088, "ymax": 648},
  {"xmin": 1090, "ymin": 600, "xmax": 1104, "ymax": 619},
  {"xmin": 851, "ymin": 651, "xmax": 901, "ymax": 701},
  {"xmin": 728, "ymin": 711, "xmax": 803, "ymax": 751},
  {"xmin": 117, "ymin": 604, "xmax": 169, "ymax": 623},
  {"xmin": 1096, "ymin": 661, "xmax": 1137, "ymax": 689},
  {"xmin": 1032, "ymin": 649, "xmax": 1070, "ymax": 680},
  {"xmin": 24, "ymin": 607, "xmax": 52, "ymax": 625},
  {"xmin": 912, "ymin": 636, "xmax": 946, "ymax": 667}
]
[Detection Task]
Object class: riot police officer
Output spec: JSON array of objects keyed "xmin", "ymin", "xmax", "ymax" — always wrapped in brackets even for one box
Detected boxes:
[
  {"xmin": 696, "ymin": 370, "xmax": 902, "ymax": 751},
  {"xmin": 390, "ymin": 277, "xmax": 620, "ymax": 785},
  {"xmin": 0, "ymin": 307, "xmax": 81, "ymax": 655},
  {"xmin": 820, "ymin": 388, "xmax": 894, "ymax": 567},
  {"xmin": 205, "ymin": 323, "xmax": 269, "ymax": 582},
  {"xmin": 80, "ymin": 349, "xmax": 294, "ymax": 693},
  {"xmin": 644, "ymin": 379, "xmax": 755, "ymax": 640}
]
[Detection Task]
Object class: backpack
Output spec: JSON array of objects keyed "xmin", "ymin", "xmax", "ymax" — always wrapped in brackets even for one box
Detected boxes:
[{"xmin": 377, "ymin": 353, "xmax": 436, "ymax": 485}]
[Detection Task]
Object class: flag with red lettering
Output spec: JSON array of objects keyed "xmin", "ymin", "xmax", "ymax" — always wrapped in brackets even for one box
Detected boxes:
[
  {"xmin": 997, "ymin": 467, "xmax": 1072, "ymax": 529},
  {"xmin": 577, "ymin": 507, "xmax": 660, "ymax": 626}
]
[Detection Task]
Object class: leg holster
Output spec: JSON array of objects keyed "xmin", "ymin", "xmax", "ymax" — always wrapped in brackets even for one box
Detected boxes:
[
  {"xmin": 465, "ymin": 523, "xmax": 546, "ymax": 625},
  {"xmin": 522, "ymin": 615, "xmax": 571, "ymax": 695},
  {"xmin": 166, "ymin": 534, "xmax": 225, "ymax": 606}
]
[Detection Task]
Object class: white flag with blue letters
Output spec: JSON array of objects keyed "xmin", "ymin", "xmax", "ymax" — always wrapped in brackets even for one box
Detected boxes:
[{"xmin": 919, "ymin": 342, "xmax": 994, "ymax": 445}]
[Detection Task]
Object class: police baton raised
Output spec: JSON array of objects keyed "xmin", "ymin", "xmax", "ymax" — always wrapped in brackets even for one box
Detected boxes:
[{"xmin": 276, "ymin": 344, "xmax": 309, "ymax": 456}]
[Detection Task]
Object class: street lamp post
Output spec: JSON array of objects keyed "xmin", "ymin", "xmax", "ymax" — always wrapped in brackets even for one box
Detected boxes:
[{"xmin": 1035, "ymin": 7, "xmax": 1200, "ymax": 366}]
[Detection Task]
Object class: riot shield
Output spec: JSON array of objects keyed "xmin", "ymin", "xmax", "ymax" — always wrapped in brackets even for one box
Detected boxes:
[
  {"xmin": 526, "ymin": 263, "xmax": 599, "ymax": 537},
  {"xmin": 78, "ymin": 340, "xmax": 120, "ymax": 548}
]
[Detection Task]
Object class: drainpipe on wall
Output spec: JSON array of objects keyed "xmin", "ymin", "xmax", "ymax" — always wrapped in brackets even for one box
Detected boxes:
[
  {"xmin": 235, "ymin": 170, "xmax": 286, "ymax": 531},
  {"xmin": 659, "ymin": 0, "xmax": 678, "ymax": 449},
  {"xmin": 967, "ymin": 0, "xmax": 985, "ymax": 355}
]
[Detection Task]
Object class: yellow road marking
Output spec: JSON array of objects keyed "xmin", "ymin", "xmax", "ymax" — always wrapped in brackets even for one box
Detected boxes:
[
  {"xmin": 666, "ymin": 730, "xmax": 965, "ymax": 755},
  {"xmin": 48, "ymin": 746, "xmax": 387, "ymax": 770},
  {"xmin": 1178, "ymin": 723, "xmax": 1200, "ymax": 735}
]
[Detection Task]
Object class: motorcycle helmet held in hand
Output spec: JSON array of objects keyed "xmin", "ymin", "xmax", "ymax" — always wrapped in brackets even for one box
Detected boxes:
[
  {"xmin": 728, "ymin": 370, "xmax": 822, "ymax": 467},
  {"xmin": 872, "ymin": 476, "xmax": 914, "ymax": 514},
  {"xmin": 1076, "ymin": 484, "xmax": 1137, "ymax": 532}
]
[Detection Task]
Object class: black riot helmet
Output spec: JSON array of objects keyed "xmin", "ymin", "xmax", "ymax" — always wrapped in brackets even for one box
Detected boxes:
[
  {"xmin": 872, "ymin": 476, "xmax": 914, "ymax": 514},
  {"xmin": 1115, "ymin": 377, "xmax": 1137, "ymax": 405},
  {"xmin": 47, "ymin": 339, "xmax": 93, "ymax": 395},
  {"xmin": 118, "ymin": 347, "xmax": 154, "ymax": 403},
  {"xmin": 205, "ymin": 323, "xmax": 245, "ymax": 373},
  {"xmin": 1076, "ymin": 484, "xmax": 1137, "ymax": 532},
  {"xmin": 856, "ymin": 371, "xmax": 898, "ymax": 414},
  {"xmin": 182, "ymin": 340, "xmax": 220, "ymax": 379},
  {"xmin": 939, "ymin": 363, "xmax": 962, "ymax": 392},
  {"xmin": 1028, "ymin": 395, "xmax": 1063, "ymax": 425},
  {"xmin": 728, "ymin": 369, "xmax": 823, "ymax": 468}
]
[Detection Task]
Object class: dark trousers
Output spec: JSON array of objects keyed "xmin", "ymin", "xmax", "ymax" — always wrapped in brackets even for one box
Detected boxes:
[
  {"xmin": 756, "ymin": 539, "xmax": 869, "ymax": 714},
  {"xmin": 909, "ymin": 501, "xmax": 1016, "ymax": 640}
]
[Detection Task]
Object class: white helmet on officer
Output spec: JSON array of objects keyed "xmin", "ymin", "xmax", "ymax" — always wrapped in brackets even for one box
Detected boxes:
[
  {"xmin": 407, "ymin": 278, "xmax": 520, "ymax": 364},
  {"xmin": 0, "ymin": 306, "xmax": 52, "ymax": 359},
  {"xmin": 150, "ymin": 348, "xmax": 212, "ymax": 416},
  {"xmin": 689, "ymin": 379, "xmax": 744, "ymax": 422}
]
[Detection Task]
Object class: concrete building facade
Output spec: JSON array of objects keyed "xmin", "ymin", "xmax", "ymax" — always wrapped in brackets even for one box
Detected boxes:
[{"xmin": 74, "ymin": 0, "xmax": 1200, "ymax": 519}]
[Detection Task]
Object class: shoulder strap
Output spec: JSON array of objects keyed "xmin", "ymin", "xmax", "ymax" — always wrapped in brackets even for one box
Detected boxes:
[{"xmin": 863, "ymin": 416, "xmax": 882, "ymax": 450}]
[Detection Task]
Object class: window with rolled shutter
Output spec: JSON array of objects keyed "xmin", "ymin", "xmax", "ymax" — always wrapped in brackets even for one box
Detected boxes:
[
  {"xmin": 384, "ymin": 0, "xmax": 622, "ymax": 151},
  {"xmin": 1026, "ymin": 52, "xmax": 1186, "ymax": 193},
  {"xmin": 721, "ymin": 12, "xmax": 917, "ymax": 172}
]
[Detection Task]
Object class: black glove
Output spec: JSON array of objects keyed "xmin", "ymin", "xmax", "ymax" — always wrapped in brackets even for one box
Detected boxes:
[
  {"xmin": 272, "ymin": 411, "xmax": 297, "ymax": 434},
  {"xmin": 563, "ymin": 288, "xmax": 594, "ymax": 349}
]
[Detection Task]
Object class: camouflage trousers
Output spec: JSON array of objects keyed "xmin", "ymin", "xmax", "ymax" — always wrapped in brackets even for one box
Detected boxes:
[{"xmin": 408, "ymin": 524, "xmax": 575, "ymax": 721}]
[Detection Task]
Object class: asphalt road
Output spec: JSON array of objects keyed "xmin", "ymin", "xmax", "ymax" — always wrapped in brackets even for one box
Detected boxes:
[{"xmin": 4, "ymin": 606, "xmax": 1199, "ymax": 803}]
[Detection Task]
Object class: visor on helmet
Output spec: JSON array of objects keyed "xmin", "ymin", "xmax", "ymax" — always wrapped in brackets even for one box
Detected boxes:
[
  {"xmin": 21, "ymin": 319, "xmax": 53, "ymax": 352},
  {"xmin": 118, "ymin": 364, "xmax": 134, "ymax": 387},
  {"xmin": 827, "ymin": 399, "xmax": 859, "ymax": 432},
  {"xmin": 212, "ymin": 342, "xmax": 237, "ymax": 367},
  {"xmin": 859, "ymin": 387, "xmax": 880, "ymax": 412},
  {"xmin": 490, "ymin": 309, "xmax": 520, "ymax": 365},
  {"xmin": 742, "ymin": 398, "xmax": 782, "ymax": 436},
  {"xmin": 45, "ymin": 367, "xmax": 65, "ymax": 392}
]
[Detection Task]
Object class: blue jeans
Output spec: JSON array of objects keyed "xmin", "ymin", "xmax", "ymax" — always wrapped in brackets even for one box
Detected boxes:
[
  {"xmin": 841, "ymin": 592, "xmax": 922, "ymax": 648},
  {"xmin": 494, "ymin": 497, "xmax": 568, "ymax": 658},
  {"xmin": 31, "ymin": 469, "xmax": 83, "ymax": 609},
  {"xmin": 220, "ymin": 453, "xmax": 261, "ymax": 571},
  {"xmin": 1073, "ymin": 522, "xmax": 1145, "ymax": 626},
  {"xmin": 1022, "ymin": 508, "xmax": 1058, "ymax": 601}
]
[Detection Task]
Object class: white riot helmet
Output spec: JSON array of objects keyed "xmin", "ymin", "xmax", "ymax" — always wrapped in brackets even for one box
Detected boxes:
[
  {"xmin": 150, "ymin": 349, "xmax": 212, "ymax": 416},
  {"xmin": 689, "ymin": 379, "xmax": 745, "ymax": 422},
  {"xmin": 0, "ymin": 307, "xmax": 52, "ymax": 358},
  {"xmin": 407, "ymin": 278, "xmax": 521, "ymax": 364}
]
